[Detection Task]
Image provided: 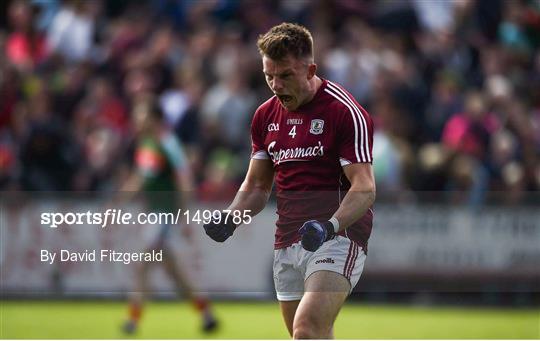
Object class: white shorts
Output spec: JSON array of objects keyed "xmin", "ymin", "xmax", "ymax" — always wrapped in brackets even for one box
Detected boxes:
[{"xmin": 273, "ymin": 235, "xmax": 366, "ymax": 301}]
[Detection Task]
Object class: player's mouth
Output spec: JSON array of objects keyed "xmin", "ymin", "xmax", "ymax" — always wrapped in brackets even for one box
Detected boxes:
[{"xmin": 277, "ymin": 94, "xmax": 294, "ymax": 105}]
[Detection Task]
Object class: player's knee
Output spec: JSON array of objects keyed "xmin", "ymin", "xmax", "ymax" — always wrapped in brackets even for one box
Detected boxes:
[
  {"xmin": 134, "ymin": 262, "xmax": 149, "ymax": 277},
  {"xmin": 292, "ymin": 325, "xmax": 317, "ymax": 340},
  {"xmin": 292, "ymin": 318, "xmax": 328, "ymax": 339}
]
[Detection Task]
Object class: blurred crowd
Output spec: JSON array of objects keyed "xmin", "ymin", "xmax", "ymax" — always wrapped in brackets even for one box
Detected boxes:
[{"xmin": 1, "ymin": 0, "xmax": 539, "ymax": 205}]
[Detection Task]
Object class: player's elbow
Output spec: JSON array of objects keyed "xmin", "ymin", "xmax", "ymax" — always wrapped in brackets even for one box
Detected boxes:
[
  {"xmin": 367, "ymin": 182, "xmax": 376, "ymax": 202},
  {"xmin": 351, "ymin": 182, "xmax": 376, "ymax": 205},
  {"xmin": 240, "ymin": 181, "xmax": 272, "ymax": 200},
  {"xmin": 365, "ymin": 188, "xmax": 376, "ymax": 206}
]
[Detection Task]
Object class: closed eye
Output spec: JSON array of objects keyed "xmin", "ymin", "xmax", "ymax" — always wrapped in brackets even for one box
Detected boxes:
[{"xmin": 264, "ymin": 71, "xmax": 293, "ymax": 81}]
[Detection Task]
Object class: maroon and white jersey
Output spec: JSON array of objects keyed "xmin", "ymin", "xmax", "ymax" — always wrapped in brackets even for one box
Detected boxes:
[{"xmin": 251, "ymin": 79, "xmax": 374, "ymax": 250}]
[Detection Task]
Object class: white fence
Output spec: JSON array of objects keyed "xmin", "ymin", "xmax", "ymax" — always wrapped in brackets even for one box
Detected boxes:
[{"xmin": 1, "ymin": 199, "xmax": 539, "ymax": 297}]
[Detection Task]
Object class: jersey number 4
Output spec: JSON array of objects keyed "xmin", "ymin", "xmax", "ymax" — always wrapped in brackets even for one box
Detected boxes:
[{"xmin": 288, "ymin": 126, "xmax": 297, "ymax": 138}]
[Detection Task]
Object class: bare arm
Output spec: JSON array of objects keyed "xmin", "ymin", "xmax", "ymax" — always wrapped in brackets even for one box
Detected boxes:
[
  {"xmin": 173, "ymin": 168, "xmax": 194, "ymax": 209},
  {"xmin": 332, "ymin": 163, "xmax": 376, "ymax": 231},
  {"xmin": 227, "ymin": 158, "xmax": 275, "ymax": 221},
  {"xmin": 120, "ymin": 172, "xmax": 143, "ymax": 192}
]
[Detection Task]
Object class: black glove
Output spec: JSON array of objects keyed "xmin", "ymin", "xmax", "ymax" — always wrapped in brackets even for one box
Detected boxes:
[
  {"xmin": 203, "ymin": 211, "xmax": 237, "ymax": 242},
  {"xmin": 298, "ymin": 220, "xmax": 335, "ymax": 252}
]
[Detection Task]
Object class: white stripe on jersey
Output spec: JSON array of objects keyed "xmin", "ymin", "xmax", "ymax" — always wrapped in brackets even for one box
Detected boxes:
[
  {"xmin": 327, "ymin": 82, "xmax": 371, "ymax": 162},
  {"xmin": 339, "ymin": 157, "xmax": 352, "ymax": 166},
  {"xmin": 252, "ymin": 150, "xmax": 269, "ymax": 159},
  {"xmin": 324, "ymin": 88, "xmax": 363, "ymax": 162}
]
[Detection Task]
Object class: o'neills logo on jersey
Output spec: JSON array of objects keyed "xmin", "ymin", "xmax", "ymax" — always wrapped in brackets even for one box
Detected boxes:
[
  {"xmin": 267, "ymin": 141, "xmax": 324, "ymax": 164},
  {"xmin": 315, "ymin": 258, "xmax": 335, "ymax": 264}
]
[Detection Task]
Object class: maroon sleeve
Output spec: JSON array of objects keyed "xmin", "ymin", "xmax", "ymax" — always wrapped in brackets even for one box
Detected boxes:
[
  {"xmin": 335, "ymin": 100, "xmax": 374, "ymax": 166},
  {"xmin": 251, "ymin": 107, "xmax": 269, "ymax": 160}
]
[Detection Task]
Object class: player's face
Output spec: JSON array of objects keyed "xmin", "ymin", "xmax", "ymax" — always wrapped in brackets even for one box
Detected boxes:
[{"xmin": 263, "ymin": 54, "xmax": 312, "ymax": 111}]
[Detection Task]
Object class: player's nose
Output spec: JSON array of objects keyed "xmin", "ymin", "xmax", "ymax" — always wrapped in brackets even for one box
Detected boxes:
[{"xmin": 271, "ymin": 78, "xmax": 284, "ymax": 93}]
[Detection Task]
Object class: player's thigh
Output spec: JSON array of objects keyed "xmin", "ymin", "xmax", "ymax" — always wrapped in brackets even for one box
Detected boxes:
[
  {"xmin": 305, "ymin": 236, "xmax": 366, "ymax": 294},
  {"xmin": 293, "ymin": 270, "xmax": 350, "ymax": 336},
  {"xmin": 273, "ymin": 247, "xmax": 304, "ymax": 301},
  {"xmin": 279, "ymin": 300, "xmax": 300, "ymax": 337},
  {"xmin": 274, "ymin": 246, "xmax": 304, "ymax": 335}
]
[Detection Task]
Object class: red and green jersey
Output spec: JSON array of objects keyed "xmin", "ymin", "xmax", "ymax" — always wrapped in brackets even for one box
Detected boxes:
[{"xmin": 135, "ymin": 131, "xmax": 187, "ymax": 210}]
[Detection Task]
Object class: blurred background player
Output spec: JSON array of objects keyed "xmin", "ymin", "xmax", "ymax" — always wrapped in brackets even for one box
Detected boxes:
[{"xmin": 121, "ymin": 98, "xmax": 218, "ymax": 334}]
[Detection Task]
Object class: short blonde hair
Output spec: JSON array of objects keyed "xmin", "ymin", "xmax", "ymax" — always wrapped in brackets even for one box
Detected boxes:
[{"xmin": 257, "ymin": 22, "xmax": 313, "ymax": 61}]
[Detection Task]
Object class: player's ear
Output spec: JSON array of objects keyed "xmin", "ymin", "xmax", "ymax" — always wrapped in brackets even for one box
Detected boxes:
[{"xmin": 307, "ymin": 63, "xmax": 317, "ymax": 80}]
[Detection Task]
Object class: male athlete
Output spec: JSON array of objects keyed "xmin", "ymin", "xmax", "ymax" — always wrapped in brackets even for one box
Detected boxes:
[
  {"xmin": 203, "ymin": 23, "xmax": 375, "ymax": 339},
  {"xmin": 122, "ymin": 99, "xmax": 218, "ymax": 333}
]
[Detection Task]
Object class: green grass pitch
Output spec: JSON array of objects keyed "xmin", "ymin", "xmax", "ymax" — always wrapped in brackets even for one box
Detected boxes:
[{"xmin": 0, "ymin": 301, "xmax": 538, "ymax": 339}]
